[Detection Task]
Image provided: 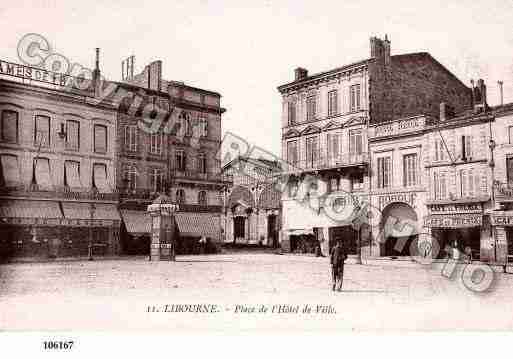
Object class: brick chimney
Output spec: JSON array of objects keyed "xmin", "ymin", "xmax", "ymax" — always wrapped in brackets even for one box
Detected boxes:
[
  {"xmin": 472, "ymin": 78, "xmax": 488, "ymax": 113},
  {"xmin": 370, "ymin": 35, "xmax": 391, "ymax": 65},
  {"xmin": 294, "ymin": 67, "xmax": 308, "ymax": 81},
  {"xmin": 93, "ymin": 48, "xmax": 101, "ymax": 97}
]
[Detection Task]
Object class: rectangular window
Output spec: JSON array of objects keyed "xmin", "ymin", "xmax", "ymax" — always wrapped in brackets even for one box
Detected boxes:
[
  {"xmin": 305, "ymin": 136, "xmax": 319, "ymax": 168},
  {"xmin": 1, "ymin": 110, "xmax": 18, "ymax": 143},
  {"xmin": 306, "ymin": 96, "xmax": 316, "ymax": 121},
  {"xmin": 461, "ymin": 169, "xmax": 480, "ymax": 198},
  {"xmin": 124, "ymin": 164, "xmax": 137, "ymax": 190},
  {"xmin": 509, "ymin": 126, "xmax": 513, "ymax": 144},
  {"xmin": 351, "ymin": 173, "xmax": 364, "ymax": 191},
  {"xmin": 93, "ymin": 124, "xmax": 107, "ymax": 153},
  {"xmin": 349, "ymin": 129, "xmax": 363, "ymax": 154},
  {"xmin": 287, "ymin": 102, "xmax": 296, "ymax": 125},
  {"xmin": 434, "ymin": 172, "xmax": 447, "ymax": 200},
  {"xmin": 149, "ymin": 168, "xmax": 164, "ymax": 193},
  {"xmin": 403, "ymin": 153, "xmax": 418, "ymax": 187},
  {"xmin": 35, "ymin": 115, "xmax": 50, "ymax": 148},
  {"xmin": 329, "ymin": 176, "xmax": 340, "ymax": 193},
  {"xmin": 328, "ymin": 90, "xmax": 338, "ymax": 117},
  {"xmin": 65, "ymin": 120, "xmax": 80, "ymax": 151},
  {"xmin": 199, "ymin": 118, "xmax": 208, "ymax": 137},
  {"xmin": 507, "ymin": 158, "xmax": 513, "ymax": 184},
  {"xmin": 150, "ymin": 132, "xmax": 163, "ymax": 155},
  {"xmin": 434, "ymin": 138, "xmax": 446, "ymax": 161},
  {"xmin": 327, "ymin": 133, "xmax": 340, "ymax": 160},
  {"xmin": 461, "ymin": 135, "xmax": 472, "ymax": 160},
  {"xmin": 350, "ymin": 84, "xmax": 361, "ymax": 112},
  {"xmin": 125, "ymin": 125, "xmax": 138, "ymax": 152},
  {"xmin": 377, "ymin": 157, "xmax": 392, "ymax": 188},
  {"xmin": 287, "ymin": 140, "xmax": 298, "ymax": 165},
  {"xmin": 176, "ymin": 150, "xmax": 186, "ymax": 171},
  {"xmin": 197, "ymin": 153, "xmax": 207, "ymax": 174},
  {"xmin": 1, "ymin": 154, "xmax": 21, "ymax": 186}
]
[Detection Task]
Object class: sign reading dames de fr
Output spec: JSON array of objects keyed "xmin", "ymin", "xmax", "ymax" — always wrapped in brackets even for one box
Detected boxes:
[{"xmin": 0, "ymin": 59, "xmax": 93, "ymax": 93}]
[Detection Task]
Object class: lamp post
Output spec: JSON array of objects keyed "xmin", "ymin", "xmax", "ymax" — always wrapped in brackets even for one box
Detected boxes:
[{"xmin": 88, "ymin": 203, "xmax": 96, "ymax": 261}]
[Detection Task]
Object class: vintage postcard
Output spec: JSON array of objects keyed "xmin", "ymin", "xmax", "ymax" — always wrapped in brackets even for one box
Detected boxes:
[{"xmin": 1, "ymin": 1, "xmax": 513, "ymax": 353}]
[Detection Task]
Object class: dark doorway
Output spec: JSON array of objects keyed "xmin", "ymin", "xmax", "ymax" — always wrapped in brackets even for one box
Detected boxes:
[
  {"xmin": 267, "ymin": 214, "xmax": 277, "ymax": 248},
  {"xmin": 384, "ymin": 235, "xmax": 417, "ymax": 256},
  {"xmin": 234, "ymin": 216, "xmax": 245, "ymax": 240},
  {"xmin": 329, "ymin": 226, "xmax": 358, "ymax": 255},
  {"xmin": 432, "ymin": 228, "xmax": 481, "ymax": 259}
]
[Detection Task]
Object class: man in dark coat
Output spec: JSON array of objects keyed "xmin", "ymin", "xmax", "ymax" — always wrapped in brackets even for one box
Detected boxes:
[{"xmin": 330, "ymin": 238, "xmax": 347, "ymax": 291}]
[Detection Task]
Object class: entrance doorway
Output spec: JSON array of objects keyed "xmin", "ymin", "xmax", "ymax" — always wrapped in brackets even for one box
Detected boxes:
[
  {"xmin": 234, "ymin": 216, "xmax": 246, "ymax": 241},
  {"xmin": 380, "ymin": 202, "xmax": 418, "ymax": 257},
  {"xmin": 267, "ymin": 214, "xmax": 278, "ymax": 248},
  {"xmin": 432, "ymin": 228, "xmax": 481, "ymax": 259},
  {"xmin": 328, "ymin": 226, "xmax": 358, "ymax": 255}
]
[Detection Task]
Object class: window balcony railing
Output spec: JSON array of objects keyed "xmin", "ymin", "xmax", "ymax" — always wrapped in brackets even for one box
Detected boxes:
[
  {"xmin": 286, "ymin": 152, "xmax": 369, "ymax": 173},
  {"xmin": 0, "ymin": 184, "xmax": 119, "ymax": 201},
  {"xmin": 171, "ymin": 170, "xmax": 233, "ymax": 183}
]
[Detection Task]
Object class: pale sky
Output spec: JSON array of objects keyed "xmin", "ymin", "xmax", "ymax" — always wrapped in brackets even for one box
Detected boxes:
[{"xmin": 1, "ymin": 0, "xmax": 512, "ymax": 155}]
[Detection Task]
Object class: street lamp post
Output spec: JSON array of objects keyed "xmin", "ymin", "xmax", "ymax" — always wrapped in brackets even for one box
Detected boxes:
[{"xmin": 88, "ymin": 203, "xmax": 96, "ymax": 261}]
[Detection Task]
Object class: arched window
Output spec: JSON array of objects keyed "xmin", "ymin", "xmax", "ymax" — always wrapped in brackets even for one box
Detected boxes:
[
  {"xmin": 176, "ymin": 189, "xmax": 186, "ymax": 204},
  {"xmin": 198, "ymin": 190, "xmax": 207, "ymax": 205}
]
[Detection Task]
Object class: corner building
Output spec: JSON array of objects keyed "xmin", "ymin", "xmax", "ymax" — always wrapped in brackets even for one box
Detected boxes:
[{"xmin": 277, "ymin": 35, "xmax": 472, "ymax": 257}]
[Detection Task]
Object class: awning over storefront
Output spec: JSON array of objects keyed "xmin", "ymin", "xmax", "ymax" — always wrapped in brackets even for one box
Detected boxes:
[
  {"xmin": 175, "ymin": 212, "xmax": 220, "ymax": 239},
  {"xmin": 120, "ymin": 210, "xmax": 151, "ymax": 235},
  {"xmin": 424, "ymin": 214, "xmax": 482, "ymax": 228},
  {"xmin": 287, "ymin": 228, "xmax": 314, "ymax": 236},
  {"xmin": 61, "ymin": 202, "xmax": 121, "ymax": 221},
  {"xmin": 0, "ymin": 200, "xmax": 62, "ymax": 219}
]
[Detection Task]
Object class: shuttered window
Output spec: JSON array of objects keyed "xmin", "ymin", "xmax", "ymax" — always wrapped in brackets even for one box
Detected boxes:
[
  {"xmin": 94, "ymin": 125, "xmax": 107, "ymax": 153},
  {"xmin": 35, "ymin": 115, "xmax": 50, "ymax": 148},
  {"xmin": 93, "ymin": 163, "xmax": 110, "ymax": 193},
  {"xmin": 66, "ymin": 120, "xmax": 80, "ymax": 151},
  {"xmin": 64, "ymin": 161, "xmax": 82, "ymax": 189},
  {"xmin": 34, "ymin": 157, "xmax": 52, "ymax": 190},
  {"xmin": 1, "ymin": 154, "xmax": 21, "ymax": 186},
  {"xmin": 377, "ymin": 157, "xmax": 392, "ymax": 188}
]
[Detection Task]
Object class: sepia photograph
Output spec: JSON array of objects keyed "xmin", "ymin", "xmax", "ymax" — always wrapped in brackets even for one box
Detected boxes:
[{"xmin": 1, "ymin": 0, "xmax": 513, "ymax": 355}]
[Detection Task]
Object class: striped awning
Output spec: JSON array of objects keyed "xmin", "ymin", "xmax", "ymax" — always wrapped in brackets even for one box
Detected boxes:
[
  {"xmin": 120, "ymin": 210, "xmax": 151, "ymax": 235},
  {"xmin": 61, "ymin": 202, "xmax": 121, "ymax": 221},
  {"xmin": 175, "ymin": 212, "xmax": 220, "ymax": 239},
  {"xmin": 0, "ymin": 200, "xmax": 62, "ymax": 219}
]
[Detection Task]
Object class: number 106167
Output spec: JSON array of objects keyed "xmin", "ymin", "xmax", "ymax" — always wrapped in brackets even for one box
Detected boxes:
[{"xmin": 43, "ymin": 341, "xmax": 74, "ymax": 350}]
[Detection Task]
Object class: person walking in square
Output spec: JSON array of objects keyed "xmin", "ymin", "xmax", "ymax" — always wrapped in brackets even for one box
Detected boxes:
[{"xmin": 330, "ymin": 238, "xmax": 347, "ymax": 292}]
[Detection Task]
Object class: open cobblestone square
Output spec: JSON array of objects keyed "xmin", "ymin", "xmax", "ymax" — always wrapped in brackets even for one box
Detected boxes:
[{"xmin": 2, "ymin": 254, "xmax": 513, "ymax": 331}]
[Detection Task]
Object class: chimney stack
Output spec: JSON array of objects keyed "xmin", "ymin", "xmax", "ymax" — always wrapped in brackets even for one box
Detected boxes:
[
  {"xmin": 93, "ymin": 48, "xmax": 101, "ymax": 97},
  {"xmin": 370, "ymin": 35, "xmax": 391, "ymax": 66},
  {"xmin": 472, "ymin": 78, "xmax": 488, "ymax": 113},
  {"xmin": 294, "ymin": 67, "xmax": 308, "ymax": 81}
]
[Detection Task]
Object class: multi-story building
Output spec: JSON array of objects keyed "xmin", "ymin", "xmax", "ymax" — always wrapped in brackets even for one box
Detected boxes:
[
  {"xmin": 277, "ymin": 35, "xmax": 472, "ymax": 257},
  {"xmin": 0, "ymin": 53, "xmax": 120, "ymax": 260},
  {"xmin": 114, "ymin": 60, "xmax": 230, "ymax": 255},
  {"xmin": 222, "ymin": 156, "xmax": 281, "ymax": 247}
]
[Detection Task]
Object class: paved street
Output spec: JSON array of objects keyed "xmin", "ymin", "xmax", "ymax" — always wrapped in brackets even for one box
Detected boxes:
[{"xmin": 1, "ymin": 254, "xmax": 513, "ymax": 331}]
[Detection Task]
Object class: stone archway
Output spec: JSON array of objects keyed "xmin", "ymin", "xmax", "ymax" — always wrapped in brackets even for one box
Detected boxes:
[{"xmin": 379, "ymin": 202, "xmax": 419, "ymax": 257}]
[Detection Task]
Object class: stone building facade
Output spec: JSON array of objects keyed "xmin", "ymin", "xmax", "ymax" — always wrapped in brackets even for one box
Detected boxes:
[
  {"xmin": 222, "ymin": 156, "xmax": 281, "ymax": 247},
  {"xmin": 114, "ymin": 60, "xmax": 230, "ymax": 255},
  {"xmin": 0, "ymin": 55, "xmax": 120, "ymax": 260},
  {"xmin": 277, "ymin": 35, "xmax": 473, "ymax": 257}
]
